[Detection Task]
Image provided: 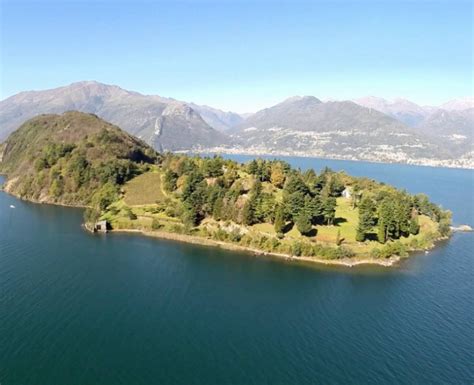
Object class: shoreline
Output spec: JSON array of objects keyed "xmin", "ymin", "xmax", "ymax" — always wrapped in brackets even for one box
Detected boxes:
[
  {"xmin": 189, "ymin": 149, "xmax": 474, "ymax": 170},
  {"xmin": 103, "ymin": 227, "xmax": 401, "ymax": 268},
  {"xmin": 0, "ymin": 184, "xmax": 89, "ymax": 209},
  {"xmin": 1, "ymin": 177, "xmax": 451, "ymax": 269}
]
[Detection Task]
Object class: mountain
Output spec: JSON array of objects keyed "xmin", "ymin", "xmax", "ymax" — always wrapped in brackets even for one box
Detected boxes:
[
  {"xmin": 0, "ymin": 81, "xmax": 229, "ymax": 151},
  {"xmin": 353, "ymin": 96, "xmax": 473, "ymax": 159},
  {"xmin": 440, "ymin": 97, "xmax": 474, "ymax": 111},
  {"xmin": 353, "ymin": 96, "xmax": 428, "ymax": 126},
  {"xmin": 0, "ymin": 111, "xmax": 158, "ymax": 205},
  {"xmin": 1, "ymin": 82, "xmax": 472, "ymax": 167},
  {"xmin": 231, "ymin": 96, "xmax": 452, "ymax": 163},
  {"xmin": 188, "ymin": 103, "xmax": 244, "ymax": 131}
]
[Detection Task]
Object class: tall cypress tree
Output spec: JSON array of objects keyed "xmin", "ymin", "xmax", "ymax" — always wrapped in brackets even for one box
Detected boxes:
[
  {"xmin": 274, "ymin": 205, "xmax": 286, "ymax": 236},
  {"xmin": 356, "ymin": 196, "xmax": 376, "ymax": 242}
]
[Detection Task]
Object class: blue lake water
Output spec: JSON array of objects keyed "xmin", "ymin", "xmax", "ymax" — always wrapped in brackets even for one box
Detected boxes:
[{"xmin": 1, "ymin": 157, "xmax": 473, "ymax": 384}]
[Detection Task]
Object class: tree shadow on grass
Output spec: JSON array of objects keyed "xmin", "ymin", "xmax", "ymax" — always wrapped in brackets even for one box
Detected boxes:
[
  {"xmin": 365, "ymin": 232, "xmax": 379, "ymax": 241},
  {"xmin": 333, "ymin": 217, "xmax": 348, "ymax": 226},
  {"xmin": 283, "ymin": 221, "xmax": 294, "ymax": 233},
  {"xmin": 307, "ymin": 228, "xmax": 318, "ymax": 237}
]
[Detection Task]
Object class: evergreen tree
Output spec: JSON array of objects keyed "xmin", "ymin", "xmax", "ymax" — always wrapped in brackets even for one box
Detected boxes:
[
  {"xmin": 356, "ymin": 195, "xmax": 376, "ymax": 242},
  {"xmin": 247, "ymin": 159, "xmax": 258, "ymax": 175},
  {"xmin": 377, "ymin": 198, "xmax": 393, "ymax": 243},
  {"xmin": 322, "ymin": 196, "xmax": 337, "ymax": 225},
  {"xmin": 303, "ymin": 195, "xmax": 322, "ymax": 224},
  {"xmin": 296, "ymin": 212, "xmax": 312, "ymax": 236},
  {"xmin": 274, "ymin": 205, "xmax": 286, "ymax": 236},
  {"xmin": 163, "ymin": 169, "xmax": 178, "ymax": 192},
  {"xmin": 242, "ymin": 200, "xmax": 255, "ymax": 225},
  {"xmin": 212, "ymin": 197, "xmax": 224, "ymax": 220}
]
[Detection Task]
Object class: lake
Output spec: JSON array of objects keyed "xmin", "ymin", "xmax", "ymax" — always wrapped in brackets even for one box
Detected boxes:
[{"xmin": 1, "ymin": 157, "xmax": 473, "ymax": 385}]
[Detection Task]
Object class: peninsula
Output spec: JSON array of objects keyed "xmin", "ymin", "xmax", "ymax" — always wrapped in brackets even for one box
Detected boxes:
[{"xmin": 0, "ymin": 112, "xmax": 452, "ymax": 267}]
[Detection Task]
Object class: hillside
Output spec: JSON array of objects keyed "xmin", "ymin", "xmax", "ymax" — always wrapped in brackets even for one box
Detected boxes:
[
  {"xmin": 0, "ymin": 81, "xmax": 230, "ymax": 150},
  {"xmin": 189, "ymin": 103, "xmax": 244, "ymax": 132},
  {"xmin": 230, "ymin": 96, "xmax": 450, "ymax": 163},
  {"xmin": 353, "ymin": 96, "xmax": 474, "ymax": 160},
  {"xmin": 0, "ymin": 111, "xmax": 159, "ymax": 206}
]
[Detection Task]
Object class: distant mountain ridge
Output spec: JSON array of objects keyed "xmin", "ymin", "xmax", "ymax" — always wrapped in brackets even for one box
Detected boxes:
[
  {"xmin": 0, "ymin": 81, "xmax": 231, "ymax": 150},
  {"xmin": 228, "ymin": 96, "xmax": 465, "ymax": 165},
  {"xmin": 1, "ymin": 82, "xmax": 472, "ymax": 168}
]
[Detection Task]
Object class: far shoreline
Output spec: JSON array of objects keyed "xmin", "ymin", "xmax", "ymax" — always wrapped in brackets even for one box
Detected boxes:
[{"xmin": 188, "ymin": 150, "xmax": 474, "ymax": 171}]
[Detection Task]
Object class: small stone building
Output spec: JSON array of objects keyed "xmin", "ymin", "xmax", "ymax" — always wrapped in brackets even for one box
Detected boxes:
[{"xmin": 94, "ymin": 220, "xmax": 108, "ymax": 233}]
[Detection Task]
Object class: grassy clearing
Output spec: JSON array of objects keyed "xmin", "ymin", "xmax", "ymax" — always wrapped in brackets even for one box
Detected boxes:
[
  {"xmin": 123, "ymin": 171, "xmax": 165, "ymax": 206},
  {"xmin": 316, "ymin": 197, "xmax": 358, "ymax": 243},
  {"xmin": 252, "ymin": 222, "xmax": 276, "ymax": 236}
]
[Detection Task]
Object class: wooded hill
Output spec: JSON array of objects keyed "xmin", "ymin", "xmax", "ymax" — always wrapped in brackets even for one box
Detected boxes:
[
  {"xmin": 0, "ymin": 111, "xmax": 158, "ymax": 206},
  {"xmin": 0, "ymin": 111, "xmax": 451, "ymax": 260}
]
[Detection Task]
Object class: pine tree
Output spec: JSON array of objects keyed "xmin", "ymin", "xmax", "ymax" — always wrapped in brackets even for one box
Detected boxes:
[
  {"xmin": 356, "ymin": 195, "xmax": 375, "ymax": 242},
  {"xmin": 296, "ymin": 211, "xmax": 312, "ymax": 236},
  {"xmin": 242, "ymin": 200, "xmax": 255, "ymax": 225},
  {"xmin": 322, "ymin": 196, "xmax": 337, "ymax": 225},
  {"xmin": 274, "ymin": 205, "xmax": 286, "ymax": 236}
]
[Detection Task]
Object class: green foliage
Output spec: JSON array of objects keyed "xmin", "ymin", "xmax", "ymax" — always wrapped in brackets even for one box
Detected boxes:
[
  {"xmin": 1, "ymin": 112, "xmax": 158, "ymax": 207},
  {"xmin": 151, "ymin": 218, "xmax": 163, "ymax": 230},
  {"xmin": 201, "ymin": 156, "xmax": 224, "ymax": 177},
  {"xmin": 123, "ymin": 207, "xmax": 137, "ymax": 220},
  {"xmin": 438, "ymin": 210, "xmax": 452, "ymax": 236},
  {"xmin": 322, "ymin": 196, "xmax": 337, "ymax": 225},
  {"xmin": 356, "ymin": 195, "xmax": 376, "ymax": 242},
  {"xmin": 296, "ymin": 211, "xmax": 312, "ymax": 236},
  {"xmin": 409, "ymin": 216, "xmax": 420, "ymax": 235},
  {"xmin": 291, "ymin": 241, "xmax": 303, "ymax": 256},
  {"xmin": 163, "ymin": 169, "xmax": 178, "ymax": 192},
  {"xmin": 92, "ymin": 182, "xmax": 119, "ymax": 211},
  {"xmin": 274, "ymin": 205, "xmax": 286, "ymax": 234},
  {"xmin": 83, "ymin": 207, "xmax": 100, "ymax": 224}
]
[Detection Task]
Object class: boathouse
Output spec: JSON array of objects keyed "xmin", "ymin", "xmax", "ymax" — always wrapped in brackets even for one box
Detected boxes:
[{"xmin": 94, "ymin": 220, "xmax": 108, "ymax": 233}]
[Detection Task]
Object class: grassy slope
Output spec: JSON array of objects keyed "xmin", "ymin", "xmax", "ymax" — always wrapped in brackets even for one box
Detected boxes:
[{"xmin": 122, "ymin": 168, "xmax": 165, "ymax": 206}]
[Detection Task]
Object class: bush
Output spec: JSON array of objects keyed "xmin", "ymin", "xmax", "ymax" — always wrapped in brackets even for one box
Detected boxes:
[
  {"xmin": 212, "ymin": 228, "xmax": 228, "ymax": 241},
  {"xmin": 123, "ymin": 207, "xmax": 137, "ymax": 220},
  {"xmin": 228, "ymin": 228, "xmax": 242, "ymax": 243},
  {"xmin": 151, "ymin": 218, "xmax": 163, "ymax": 230},
  {"xmin": 291, "ymin": 241, "xmax": 302, "ymax": 257}
]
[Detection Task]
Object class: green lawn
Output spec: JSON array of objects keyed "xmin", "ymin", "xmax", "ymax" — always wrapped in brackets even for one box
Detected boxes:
[{"xmin": 316, "ymin": 197, "xmax": 358, "ymax": 243}]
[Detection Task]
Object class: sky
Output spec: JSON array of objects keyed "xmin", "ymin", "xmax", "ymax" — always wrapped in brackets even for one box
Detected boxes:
[{"xmin": 0, "ymin": 0, "xmax": 472, "ymax": 112}]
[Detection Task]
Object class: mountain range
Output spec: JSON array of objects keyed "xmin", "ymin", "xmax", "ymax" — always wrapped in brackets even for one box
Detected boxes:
[{"xmin": 0, "ymin": 81, "xmax": 472, "ymax": 167}]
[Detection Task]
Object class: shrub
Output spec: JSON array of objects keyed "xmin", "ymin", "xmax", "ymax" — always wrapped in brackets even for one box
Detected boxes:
[
  {"xmin": 291, "ymin": 241, "xmax": 302, "ymax": 257},
  {"xmin": 151, "ymin": 218, "xmax": 162, "ymax": 230},
  {"xmin": 123, "ymin": 207, "xmax": 137, "ymax": 220}
]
